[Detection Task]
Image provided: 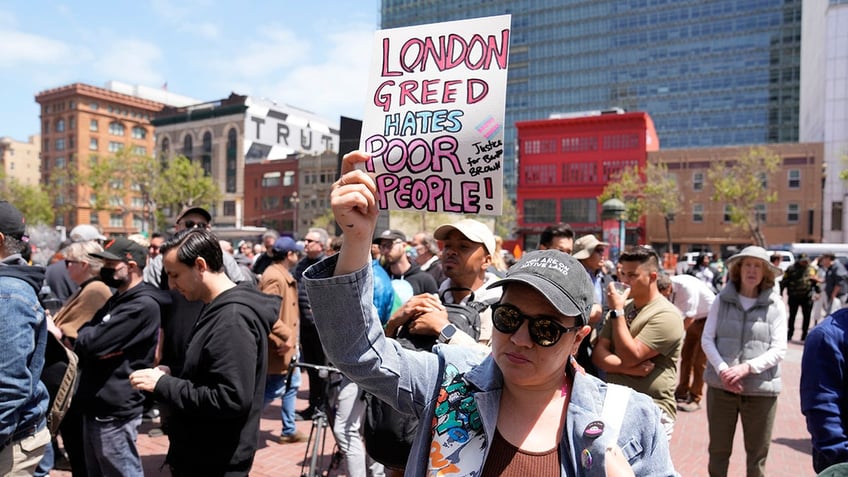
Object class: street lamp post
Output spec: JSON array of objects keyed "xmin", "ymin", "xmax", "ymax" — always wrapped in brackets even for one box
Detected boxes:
[
  {"xmin": 291, "ymin": 191, "xmax": 300, "ymax": 237},
  {"xmin": 602, "ymin": 198, "xmax": 627, "ymax": 261}
]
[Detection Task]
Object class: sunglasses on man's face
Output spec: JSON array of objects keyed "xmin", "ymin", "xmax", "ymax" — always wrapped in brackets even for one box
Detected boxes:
[
  {"xmin": 181, "ymin": 220, "xmax": 209, "ymax": 229},
  {"xmin": 491, "ymin": 303, "xmax": 582, "ymax": 347}
]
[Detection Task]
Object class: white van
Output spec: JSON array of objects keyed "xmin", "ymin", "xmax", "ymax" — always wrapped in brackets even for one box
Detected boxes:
[{"xmin": 769, "ymin": 250, "xmax": 794, "ymax": 271}]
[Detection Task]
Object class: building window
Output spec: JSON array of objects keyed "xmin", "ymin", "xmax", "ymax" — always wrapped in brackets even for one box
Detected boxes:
[
  {"xmin": 226, "ymin": 128, "xmax": 237, "ymax": 193},
  {"xmin": 132, "ymin": 215, "xmax": 143, "ymax": 231},
  {"xmin": 787, "ymin": 203, "xmax": 800, "ymax": 223},
  {"xmin": 758, "ymin": 172, "xmax": 767, "ymax": 189},
  {"xmin": 110, "ymin": 195, "xmax": 123, "ymax": 207},
  {"xmin": 55, "ymin": 138, "xmax": 65, "ymax": 151},
  {"xmin": 55, "ymin": 157, "xmax": 65, "ymax": 168},
  {"xmin": 560, "ymin": 198, "xmax": 597, "ymax": 223},
  {"xmin": 56, "ymin": 119, "xmax": 65, "ymax": 132},
  {"xmin": 69, "ymin": 117, "xmax": 75, "ymax": 130},
  {"xmin": 90, "ymin": 119, "xmax": 98, "ymax": 132},
  {"xmin": 183, "ymin": 134, "xmax": 193, "ymax": 161},
  {"xmin": 89, "ymin": 211, "xmax": 99, "ymax": 224},
  {"xmin": 43, "ymin": 121, "xmax": 49, "ymax": 134},
  {"xmin": 109, "ymin": 141, "xmax": 124, "ymax": 153},
  {"xmin": 262, "ymin": 172, "xmax": 281, "ymax": 187},
  {"xmin": 132, "ymin": 197, "xmax": 145, "ymax": 208},
  {"xmin": 89, "ymin": 138, "xmax": 98, "ymax": 151},
  {"xmin": 833, "ymin": 201, "xmax": 843, "ymax": 232},
  {"xmin": 131, "ymin": 126, "xmax": 146, "ymax": 139},
  {"xmin": 523, "ymin": 199, "xmax": 556, "ymax": 224},
  {"xmin": 283, "ymin": 171, "xmax": 294, "ymax": 186},
  {"xmin": 133, "ymin": 146, "xmax": 146, "ymax": 155},
  {"xmin": 223, "ymin": 201, "xmax": 236, "ymax": 216},
  {"xmin": 692, "ymin": 172, "xmax": 704, "ymax": 191},
  {"xmin": 693, "ymin": 204, "xmax": 704, "ymax": 223},
  {"xmin": 755, "ymin": 204, "xmax": 767, "ymax": 223},
  {"xmin": 723, "ymin": 204, "xmax": 732, "ymax": 222},
  {"xmin": 110, "ymin": 213, "xmax": 123, "ymax": 228},
  {"xmin": 89, "ymin": 102, "xmax": 98, "ymax": 110},
  {"xmin": 201, "ymin": 131, "xmax": 212, "ymax": 176},
  {"xmin": 263, "ymin": 196, "xmax": 281, "ymax": 210},
  {"xmin": 109, "ymin": 122, "xmax": 125, "ymax": 136},
  {"xmin": 788, "ymin": 169, "xmax": 800, "ymax": 189}
]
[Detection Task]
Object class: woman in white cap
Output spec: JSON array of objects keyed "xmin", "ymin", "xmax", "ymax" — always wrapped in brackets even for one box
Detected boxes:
[
  {"xmin": 300, "ymin": 151, "xmax": 676, "ymax": 477},
  {"xmin": 701, "ymin": 246, "xmax": 787, "ymax": 477}
]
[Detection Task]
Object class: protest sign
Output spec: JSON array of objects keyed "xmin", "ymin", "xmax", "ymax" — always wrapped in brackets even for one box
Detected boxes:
[{"xmin": 359, "ymin": 14, "xmax": 511, "ymax": 215}]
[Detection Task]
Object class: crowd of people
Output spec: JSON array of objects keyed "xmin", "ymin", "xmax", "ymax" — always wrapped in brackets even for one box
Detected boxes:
[{"xmin": 1, "ymin": 152, "xmax": 845, "ymax": 476}]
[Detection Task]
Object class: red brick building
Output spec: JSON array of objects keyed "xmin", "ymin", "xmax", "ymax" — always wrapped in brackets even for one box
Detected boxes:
[
  {"xmin": 515, "ymin": 111, "xmax": 659, "ymax": 250},
  {"xmin": 35, "ymin": 83, "xmax": 164, "ymax": 235},
  {"xmin": 243, "ymin": 157, "xmax": 299, "ymax": 233}
]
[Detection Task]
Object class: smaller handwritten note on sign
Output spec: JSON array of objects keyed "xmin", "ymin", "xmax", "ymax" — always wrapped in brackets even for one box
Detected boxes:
[{"xmin": 359, "ymin": 14, "xmax": 511, "ymax": 215}]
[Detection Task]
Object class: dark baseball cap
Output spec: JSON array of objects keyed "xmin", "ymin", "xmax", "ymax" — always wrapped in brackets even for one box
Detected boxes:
[
  {"xmin": 89, "ymin": 237, "xmax": 148, "ymax": 269},
  {"xmin": 488, "ymin": 250, "xmax": 594, "ymax": 325},
  {"xmin": 373, "ymin": 229, "xmax": 407, "ymax": 244},
  {"xmin": 0, "ymin": 200, "xmax": 27, "ymax": 239},
  {"xmin": 176, "ymin": 206, "xmax": 212, "ymax": 224}
]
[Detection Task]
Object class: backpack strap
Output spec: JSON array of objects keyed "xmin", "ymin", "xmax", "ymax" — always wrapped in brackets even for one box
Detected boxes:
[
  {"xmin": 47, "ymin": 336, "xmax": 80, "ymax": 435},
  {"xmin": 600, "ymin": 383, "xmax": 631, "ymax": 446}
]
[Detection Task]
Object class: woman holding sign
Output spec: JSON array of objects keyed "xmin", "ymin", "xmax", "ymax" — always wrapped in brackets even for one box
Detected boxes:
[{"xmin": 300, "ymin": 151, "xmax": 676, "ymax": 476}]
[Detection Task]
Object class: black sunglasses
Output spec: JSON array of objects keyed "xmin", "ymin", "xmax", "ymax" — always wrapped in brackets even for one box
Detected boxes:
[
  {"xmin": 181, "ymin": 220, "xmax": 209, "ymax": 229},
  {"xmin": 491, "ymin": 303, "xmax": 582, "ymax": 347}
]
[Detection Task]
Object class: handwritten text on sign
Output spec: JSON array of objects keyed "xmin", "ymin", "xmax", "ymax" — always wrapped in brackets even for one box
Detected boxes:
[{"xmin": 359, "ymin": 15, "xmax": 511, "ymax": 215}]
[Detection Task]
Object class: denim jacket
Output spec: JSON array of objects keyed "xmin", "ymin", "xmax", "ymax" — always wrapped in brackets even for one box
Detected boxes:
[
  {"xmin": 0, "ymin": 255, "xmax": 49, "ymax": 451},
  {"xmin": 304, "ymin": 256, "xmax": 677, "ymax": 476}
]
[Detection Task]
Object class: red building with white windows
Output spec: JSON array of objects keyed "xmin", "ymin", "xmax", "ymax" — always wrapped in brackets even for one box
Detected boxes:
[{"xmin": 515, "ymin": 111, "xmax": 659, "ymax": 251}]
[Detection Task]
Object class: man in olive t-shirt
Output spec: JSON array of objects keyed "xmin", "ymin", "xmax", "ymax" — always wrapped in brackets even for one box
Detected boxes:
[{"xmin": 593, "ymin": 246, "xmax": 683, "ymax": 437}]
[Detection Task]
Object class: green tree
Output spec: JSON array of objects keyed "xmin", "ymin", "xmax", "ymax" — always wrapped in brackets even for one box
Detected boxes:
[
  {"xmin": 79, "ymin": 150, "xmax": 220, "ymax": 233},
  {"xmin": 0, "ymin": 174, "xmax": 54, "ymax": 225},
  {"xmin": 598, "ymin": 165, "xmax": 644, "ymax": 222},
  {"xmin": 707, "ymin": 146, "xmax": 780, "ymax": 247},
  {"xmin": 154, "ymin": 155, "xmax": 221, "ymax": 225},
  {"xmin": 599, "ymin": 162, "xmax": 681, "ymax": 252}
]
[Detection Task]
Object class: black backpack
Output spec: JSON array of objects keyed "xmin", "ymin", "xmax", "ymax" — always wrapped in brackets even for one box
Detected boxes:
[{"xmin": 364, "ymin": 289, "xmax": 493, "ymax": 469}]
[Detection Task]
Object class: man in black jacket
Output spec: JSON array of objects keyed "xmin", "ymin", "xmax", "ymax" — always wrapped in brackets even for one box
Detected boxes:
[
  {"xmin": 130, "ymin": 228, "xmax": 279, "ymax": 476},
  {"xmin": 74, "ymin": 237, "xmax": 169, "ymax": 477}
]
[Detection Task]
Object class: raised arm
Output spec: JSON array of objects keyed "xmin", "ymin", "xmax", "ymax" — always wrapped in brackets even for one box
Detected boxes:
[{"xmin": 332, "ymin": 151, "xmax": 379, "ymax": 276}]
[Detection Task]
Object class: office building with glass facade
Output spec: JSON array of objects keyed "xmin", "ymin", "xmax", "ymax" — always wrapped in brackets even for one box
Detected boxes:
[{"xmin": 381, "ymin": 0, "xmax": 803, "ymax": 199}]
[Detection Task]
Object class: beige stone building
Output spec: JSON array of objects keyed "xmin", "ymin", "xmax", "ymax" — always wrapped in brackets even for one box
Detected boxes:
[
  {"xmin": 647, "ymin": 143, "xmax": 824, "ymax": 257},
  {"xmin": 0, "ymin": 135, "xmax": 41, "ymax": 186}
]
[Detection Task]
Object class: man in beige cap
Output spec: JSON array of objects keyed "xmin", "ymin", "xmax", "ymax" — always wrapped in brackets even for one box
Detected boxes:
[
  {"xmin": 571, "ymin": 234, "xmax": 614, "ymax": 375},
  {"xmin": 385, "ymin": 219, "xmax": 502, "ymax": 346}
]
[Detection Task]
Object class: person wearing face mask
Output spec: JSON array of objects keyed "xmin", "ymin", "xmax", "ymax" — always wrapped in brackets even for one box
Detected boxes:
[{"xmin": 73, "ymin": 238, "xmax": 171, "ymax": 477}]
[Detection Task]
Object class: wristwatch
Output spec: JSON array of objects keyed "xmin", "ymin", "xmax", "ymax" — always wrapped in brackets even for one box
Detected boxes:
[
  {"xmin": 438, "ymin": 323, "xmax": 458, "ymax": 343},
  {"xmin": 608, "ymin": 309, "xmax": 624, "ymax": 320}
]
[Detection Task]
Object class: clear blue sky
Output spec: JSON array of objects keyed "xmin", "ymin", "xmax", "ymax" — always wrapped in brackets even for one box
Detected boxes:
[{"xmin": 0, "ymin": 0, "xmax": 380, "ymax": 141}]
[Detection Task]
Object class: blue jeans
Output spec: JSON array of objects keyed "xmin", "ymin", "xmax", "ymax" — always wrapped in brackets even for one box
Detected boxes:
[
  {"xmin": 264, "ymin": 370, "xmax": 301, "ymax": 436},
  {"xmin": 82, "ymin": 414, "xmax": 143, "ymax": 477},
  {"xmin": 33, "ymin": 437, "xmax": 54, "ymax": 476}
]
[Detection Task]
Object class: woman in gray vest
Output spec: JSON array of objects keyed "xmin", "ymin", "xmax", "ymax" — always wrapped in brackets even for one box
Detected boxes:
[{"xmin": 701, "ymin": 246, "xmax": 787, "ymax": 477}]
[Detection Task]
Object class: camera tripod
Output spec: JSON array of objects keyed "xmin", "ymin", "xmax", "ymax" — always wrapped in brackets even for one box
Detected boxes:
[{"xmin": 288, "ymin": 361, "xmax": 344, "ymax": 477}]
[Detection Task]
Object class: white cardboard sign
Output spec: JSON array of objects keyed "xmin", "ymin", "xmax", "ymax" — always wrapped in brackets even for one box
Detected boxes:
[{"xmin": 359, "ymin": 14, "xmax": 511, "ymax": 215}]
